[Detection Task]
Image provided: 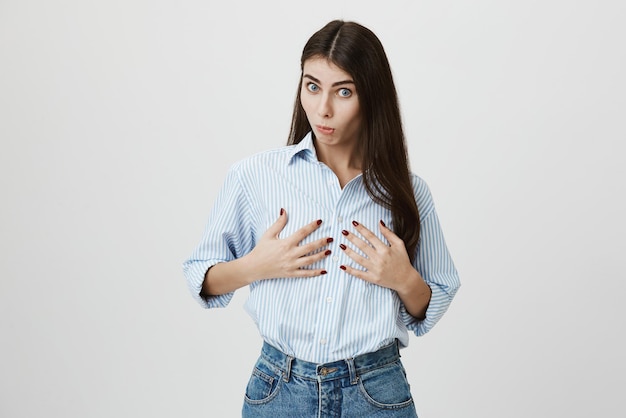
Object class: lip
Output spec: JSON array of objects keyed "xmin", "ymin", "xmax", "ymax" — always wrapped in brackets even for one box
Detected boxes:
[{"xmin": 316, "ymin": 125, "xmax": 335, "ymax": 135}]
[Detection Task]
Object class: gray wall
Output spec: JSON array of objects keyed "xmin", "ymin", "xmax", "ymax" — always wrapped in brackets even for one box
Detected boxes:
[{"xmin": 1, "ymin": 1, "xmax": 624, "ymax": 417}]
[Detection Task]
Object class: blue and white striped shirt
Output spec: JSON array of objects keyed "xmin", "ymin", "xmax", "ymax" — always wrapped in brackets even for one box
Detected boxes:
[{"xmin": 183, "ymin": 133, "xmax": 460, "ymax": 363}]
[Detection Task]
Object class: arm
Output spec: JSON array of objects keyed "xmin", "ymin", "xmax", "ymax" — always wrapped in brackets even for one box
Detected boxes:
[
  {"xmin": 201, "ymin": 256, "xmax": 257, "ymax": 297},
  {"xmin": 339, "ymin": 220, "xmax": 432, "ymax": 319},
  {"xmin": 394, "ymin": 268, "xmax": 432, "ymax": 320},
  {"xmin": 182, "ymin": 165, "xmax": 251, "ymax": 308},
  {"xmin": 183, "ymin": 161, "xmax": 334, "ymax": 307},
  {"xmin": 201, "ymin": 209, "xmax": 333, "ymax": 297},
  {"xmin": 406, "ymin": 209, "xmax": 460, "ymax": 335},
  {"xmin": 340, "ymin": 214, "xmax": 459, "ymax": 332}
]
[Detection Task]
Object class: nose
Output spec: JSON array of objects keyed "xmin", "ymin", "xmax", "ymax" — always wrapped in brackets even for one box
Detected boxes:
[{"xmin": 316, "ymin": 93, "xmax": 332, "ymax": 118}]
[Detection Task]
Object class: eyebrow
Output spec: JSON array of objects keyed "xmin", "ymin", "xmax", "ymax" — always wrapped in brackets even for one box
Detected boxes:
[{"xmin": 303, "ymin": 74, "xmax": 355, "ymax": 87}]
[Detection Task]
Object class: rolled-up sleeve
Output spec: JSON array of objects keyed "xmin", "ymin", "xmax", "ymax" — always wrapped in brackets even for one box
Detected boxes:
[
  {"xmin": 402, "ymin": 204, "xmax": 461, "ymax": 336},
  {"xmin": 182, "ymin": 164, "xmax": 254, "ymax": 309}
]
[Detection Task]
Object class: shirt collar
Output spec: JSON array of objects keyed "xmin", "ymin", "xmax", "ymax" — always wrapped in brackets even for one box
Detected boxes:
[{"xmin": 286, "ymin": 132, "xmax": 317, "ymax": 165}]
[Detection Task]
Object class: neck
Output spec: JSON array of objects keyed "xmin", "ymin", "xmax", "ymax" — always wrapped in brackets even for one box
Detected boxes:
[{"xmin": 314, "ymin": 140, "xmax": 362, "ymax": 188}]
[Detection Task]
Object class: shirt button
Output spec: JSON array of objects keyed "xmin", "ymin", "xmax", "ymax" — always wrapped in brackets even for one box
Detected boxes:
[
  {"xmin": 337, "ymin": 216, "xmax": 343, "ymax": 223},
  {"xmin": 326, "ymin": 297, "xmax": 333, "ymax": 303},
  {"xmin": 332, "ymin": 256, "xmax": 339, "ymax": 262},
  {"xmin": 320, "ymin": 338, "xmax": 327, "ymax": 345}
]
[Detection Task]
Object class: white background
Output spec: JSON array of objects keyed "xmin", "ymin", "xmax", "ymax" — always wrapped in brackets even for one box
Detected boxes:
[{"xmin": 1, "ymin": 1, "xmax": 624, "ymax": 417}]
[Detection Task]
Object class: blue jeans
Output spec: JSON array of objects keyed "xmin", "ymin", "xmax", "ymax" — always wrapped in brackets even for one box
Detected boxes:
[{"xmin": 242, "ymin": 340, "xmax": 418, "ymax": 417}]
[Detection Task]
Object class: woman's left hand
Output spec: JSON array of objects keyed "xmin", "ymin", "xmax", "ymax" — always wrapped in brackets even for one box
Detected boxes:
[
  {"xmin": 339, "ymin": 220, "xmax": 416, "ymax": 294},
  {"xmin": 341, "ymin": 220, "xmax": 432, "ymax": 319}
]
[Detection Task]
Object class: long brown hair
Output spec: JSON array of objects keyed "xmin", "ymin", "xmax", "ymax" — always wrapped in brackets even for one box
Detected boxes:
[{"xmin": 288, "ymin": 20, "xmax": 421, "ymax": 261}]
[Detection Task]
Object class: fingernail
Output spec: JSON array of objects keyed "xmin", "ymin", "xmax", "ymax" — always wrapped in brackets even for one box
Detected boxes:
[
  {"xmin": 324, "ymin": 250, "xmax": 332, "ymax": 255},
  {"xmin": 352, "ymin": 220, "xmax": 359, "ymax": 226},
  {"xmin": 342, "ymin": 230, "xmax": 349, "ymax": 236},
  {"xmin": 339, "ymin": 244, "xmax": 346, "ymax": 250},
  {"xmin": 327, "ymin": 237, "xmax": 334, "ymax": 243},
  {"xmin": 380, "ymin": 219, "xmax": 386, "ymax": 227},
  {"xmin": 321, "ymin": 270, "xmax": 327, "ymax": 275},
  {"xmin": 340, "ymin": 265, "xmax": 347, "ymax": 271},
  {"xmin": 317, "ymin": 219, "xmax": 323, "ymax": 225},
  {"xmin": 280, "ymin": 208, "xmax": 284, "ymax": 215}
]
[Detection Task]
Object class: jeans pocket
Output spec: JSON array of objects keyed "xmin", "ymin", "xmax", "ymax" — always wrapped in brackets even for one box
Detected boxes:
[
  {"xmin": 358, "ymin": 361, "xmax": 414, "ymax": 410},
  {"xmin": 244, "ymin": 361, "xmax": 283, "ymax": 405}
]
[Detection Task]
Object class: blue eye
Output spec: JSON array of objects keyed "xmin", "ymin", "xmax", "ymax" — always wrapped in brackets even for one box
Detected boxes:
[
  {"xmin": 307, "ymin": 83, "xmax": 320, "ymax": 92},
  {"xmin": 338, "ymin": 88, "xmax": 352, "ymax": 97}
]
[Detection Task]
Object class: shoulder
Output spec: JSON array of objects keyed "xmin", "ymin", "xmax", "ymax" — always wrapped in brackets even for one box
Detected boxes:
[
  {"xmin": 409, "ymin": 172, "xmax": 436, "ymax": 219},
  {"xmin": 228, "ymin": 144, "xmax": 297, "ymax": 174}
]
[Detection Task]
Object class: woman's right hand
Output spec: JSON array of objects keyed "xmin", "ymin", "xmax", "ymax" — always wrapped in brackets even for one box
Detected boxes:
[
  {"xmin": 202, "ymin": 209, "xmax": 332, "ymax": 297},
  {"xmin": 246, "ymin": 208, "xmax": 333, "ymax": 281}
]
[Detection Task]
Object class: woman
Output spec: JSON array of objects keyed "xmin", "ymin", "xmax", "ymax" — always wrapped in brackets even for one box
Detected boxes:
[{"xmin": 183, "ymin": 19, "xmax": 460, "ymax": 417}]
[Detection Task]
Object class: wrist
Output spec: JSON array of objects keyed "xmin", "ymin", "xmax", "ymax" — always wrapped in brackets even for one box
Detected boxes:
[
  {"xmin": 239, "ymin": 251, "xmax": 266, "ymax": 283},
  {"xmin": 397, "ymin": 269, "xmax": 428, "ymax": 299},
  {"xmin": 396, "ymin": 269, "xmax": 431, "ymax": 320},
  {"xmin": 233, "ymin": 253, "xmax": 261, "ymax": 286}
]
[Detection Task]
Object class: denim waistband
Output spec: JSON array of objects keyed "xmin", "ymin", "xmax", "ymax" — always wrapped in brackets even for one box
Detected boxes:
[{"xmin": 260, "ymin": 340, "xmax": 401, "ymax": 383}]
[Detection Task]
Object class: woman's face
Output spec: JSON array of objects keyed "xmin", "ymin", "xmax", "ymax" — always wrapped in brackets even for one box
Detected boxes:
[{"xmin": 300, "ymin": 57, "xmax": 362, "ymax": 149}]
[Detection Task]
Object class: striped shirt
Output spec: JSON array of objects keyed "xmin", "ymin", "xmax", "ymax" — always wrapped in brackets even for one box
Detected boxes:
[{"xmin": 183, "ymin": 133, "xmax": 460, "ymax": 363}]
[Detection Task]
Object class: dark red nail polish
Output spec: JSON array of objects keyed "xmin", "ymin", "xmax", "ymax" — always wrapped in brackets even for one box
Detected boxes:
[
  {"xmin": 280, "ymin": 208, "xmax": 284, "ymax": 215},
  {"xmin": 317, "ymin": 219, "xmax": 323, "ymax": 225},
  {"xmin": 327, "ymin": 237, "xmax": 334, "ymax": 243},
  {"xmin": 340, "ymin": 265, "xmax": 347, "ymax": 271},
  {"xmin": 324, "ymin": 250, "xmax": 332, "ymax": 255},
  {"xmin": 339, "ymin": 244, "xmax": 346, "ymax": 250},
  {"xmin": 352, "ymin": 220, "xmax": 359, "ymax": 227},
  {"xmin": 380, "ymin": 219, "xmax": 386, "ymax": 227},
  {"xmin": 342, "ymin": 230, "xmax": 349, "ymax": 236},
  {"xmin": 321, "ymin": 270, "xmax": 327, "ymax": 275}
]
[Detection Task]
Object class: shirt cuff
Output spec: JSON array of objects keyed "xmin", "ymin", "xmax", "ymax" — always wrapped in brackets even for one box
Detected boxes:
[
  {"xmin": 182, "ymin": 259, "xmax": 235, "ymax": 309},
  {"xmin": 402, "ymin": 279, "xmax": 460, "ymax": 336}
]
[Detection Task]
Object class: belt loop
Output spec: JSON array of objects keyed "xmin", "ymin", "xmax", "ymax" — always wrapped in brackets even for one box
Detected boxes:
[
  {"xmin": 346, "ymin": 358, "xmax": 358, "ymax": 385},
  {"xmin": 283, "ymin": 355, "xmax": 293, "ymax": 382}
]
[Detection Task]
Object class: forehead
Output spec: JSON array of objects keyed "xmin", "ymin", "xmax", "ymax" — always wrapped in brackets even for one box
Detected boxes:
[{"xmin": 302, "ymin": 57, "xmax": 353, "ymax": 83}]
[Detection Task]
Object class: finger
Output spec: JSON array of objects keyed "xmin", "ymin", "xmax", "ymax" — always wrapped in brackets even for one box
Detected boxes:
[
  {"xmin": 295, "ymin": 248, "xmax": 332, "ymax": 268},
  {"xmin": 378, "ymin": 220, "xmax": 402, "ymax": 246},
  {"xmin": 264, "ymin": 208, "xmax": 288, "ymax": 238},
  {"xmin": 339, "ymin": 242, "xmax": 371, "ymax": 270},
  {"xmin": 341, "ymin": 229, "xmax": 375, "ymax": 258},
  {"xmin": 291, "ymin": 268, "xmax": 329, "ymax": 278},
  {"xmin": 339, "ymin": 263, "xmax": 370, "ymax": 282},
  {"xmin": 298, "ymin": 236, "xmax": 333, "ymax": 257},
  {"xmin": 351, "ymin": 220, "xmax": 386, "ymax": 248},
  {"xmin": 289, "ymin": 218, "xmax": 323, "ymax": 245}
]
